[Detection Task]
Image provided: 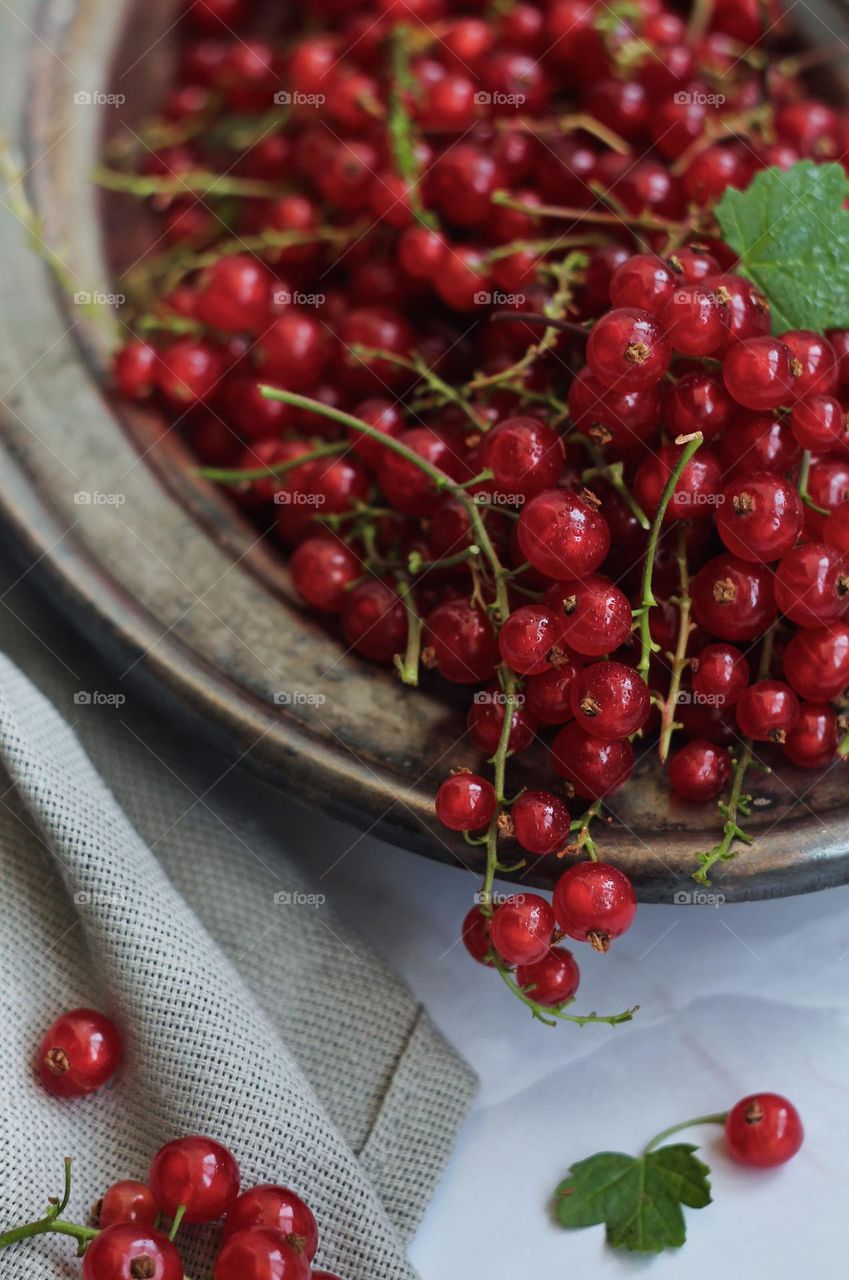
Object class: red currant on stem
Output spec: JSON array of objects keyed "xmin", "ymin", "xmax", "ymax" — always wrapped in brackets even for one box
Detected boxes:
[
  {"xmin": 641, "ymin": 1094, "xmax": 803, "ymax": 1166},
  {"xmin": 148, "ymin": 1135, "xmax": 240, "ymax": 1224},
  {"xmin": 553, "ymin": 861, "xmax": 637, "ymax": 952}
]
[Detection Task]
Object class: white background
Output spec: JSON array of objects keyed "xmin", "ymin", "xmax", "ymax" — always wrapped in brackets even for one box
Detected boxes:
[{"xmin": 286, "ymin": 804, "xmax": 849, "ymax": 1278}]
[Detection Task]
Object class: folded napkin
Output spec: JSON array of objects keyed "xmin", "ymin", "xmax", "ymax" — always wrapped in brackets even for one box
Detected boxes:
[{"xmin": 0, "ymin": 573, "xmax": 476, "ymax": 1279}]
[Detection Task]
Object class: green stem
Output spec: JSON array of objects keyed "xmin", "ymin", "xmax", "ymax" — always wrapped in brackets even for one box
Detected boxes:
[
  {"xmin": 479, "ymin": 668, "xmax": 520, "ymax": 914},
  {"xmin": 577, "ymin": 442, "xmax": 650, "ymax": 530},
  {"xmin": 798, "ymin": 450, "xmax": 829, "ymax": 515},
  {"xmin": 349, "ymin": 345, "xmax": 486, "ymax": 430},
  {"xmin": 94, "ymin": 166, "xmax": 281, "ymax": 199},
  {"xmin": 492, "ymin": 955, "xmax": 638, "ymax": 1028},
  {"xmin": 490, "ymin": 190, "xmax": 685, "ymax": 234},
  {"xmin": 658, "ymin": 522, "xmax": 693, "ymax": 763},
  {"xmin": 644, "ymin": 1111, "xmax": 728, "ymax": 1155},
  {"xmin": 168, "ymin": 1205, "xmax": 186, "ymax": 1242},
  {"xmin": 393, "ymin": 575, "xmax": 423, "ymax": 687},
  {"xmin": 198, "ymin": 440, "xmax": 347, "ymax": 483},
  {"xmin": 0, "ymin": 1161, "xmax": 96, "ymax": 1253},
  {"xmin": 635, "ymin": 433, "xmax": 704, "ymax": 683},
  {"xmin": 408, "ymin": 545, "xmax": 481, "ymax": 573},
  {"xmin": 568, "ymin": 799, "xmax": 603, "ymax": 861},
  {"xmin": 839, "ymin": 728, "xmax": 849, "ymax": 758}
]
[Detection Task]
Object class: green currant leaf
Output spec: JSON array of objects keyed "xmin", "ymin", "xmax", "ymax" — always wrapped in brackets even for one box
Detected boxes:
[
  {"xmin": 554, "ymin": 1144, "xmax": 712, "ymax": 1253},
  {"xmin": 715, "ymin": 161, "xmax": 849, "ymax": 333}
]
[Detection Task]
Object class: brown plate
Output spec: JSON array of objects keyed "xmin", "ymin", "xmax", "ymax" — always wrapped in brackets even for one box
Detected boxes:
[{"xmin": 2, "ymin": 0, "xmax": 849, "ymax": 901}]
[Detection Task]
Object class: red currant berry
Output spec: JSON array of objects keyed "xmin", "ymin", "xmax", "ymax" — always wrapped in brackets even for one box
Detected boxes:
[
  {"xmin": 461, "ymin": 905, "xmax": 493, "ymax": 964},
  {"xmin": 724, "ymin": 1093, "xmax": 804, "ymax": 1168},
  {"xmin": 481, "ymin": 416, "xmax": 564, "ymax": 497},
  {"xmin": 436, "ymin": 773, "xmax": 496, "ymax": 832},
  {"xmin": 570, "ymin": 661, "xmax": 650, "ymax": 740},
  {"xmin": 781, "ymin": 330, "xmax": 839, "ymax": 398},
  {"xmin": 82, "ymin": 1225, "xmax": 183, "ymax": 1280},
  {"xmin": 467, "ymin": 687, "xmax": 537, "ymax": 755},
  {"xmin": 668, "ymin": 739, "xmax": 733, "ymax": 802},
  {"xmin": 550, "ymin": 722, "xmax": 634, "ymax": 799},
  {"xmin": 399, "ymin": 226, "xmax": 446, "ymax": 279},
  {"xmin": 824, "ymin": 503, "xmax": 849, "ymax": 555},
  {"xmin": 827, "ymin": 328, "xmax": 849, "ymax": 385},
  {"xmin": 149, "ymin": 1136, "xmax": 239, "ymax": 1223},
  {"xmin": 634, "ymin": 444, "xmax": 723, "ymax": 523},
  {"xmin": 37, "ymin": 1008, "xmax": 122, "ymax": 1098},
  {"xmin": 215, "ymin": 1227, "xmax": 310, "ymax": 1280},
  {"xmin": 256, "ymin": 312, "xmax": 331, "ymax": 390},
  {"xmin": 195, "ymin": 255, "xmax": 271, "ymax": 333},
  {"xmin": 516, "ymin": 945, "xmax": 580, "ymax": 1006},
  {"xmin": 336, "ymin": 306, "xmax": 413, "ymax": 393},
  {"xmin": 682, "ymin": 143, "xmax": 752, "ymax": 206},
  {"xmin": 524, "ymin": 661, "xmax": 581, "ymax": 725},
  {"xmin": 289, "ymin": 538, "xmax": 360, "ymax": 613},
  {"xmin": 775, "ymin": 541, "xmax": 849, "ymax": 625},
  {"xmin": 783, "ymin": 621, "xmax": 849, "ymax": 700},
  {"xmin": 784, "ymin": 702, "xmax": 839, "ymax": 768},
  {"xmin": 544, "ymin": 576, "xmax": 633, "ymax": 658},
  {"xmin": 735, "ymin": 680, "xmax": 800, "ymax": 743},
  {"xmin": 586, "ymin": 308, "xmax": 671, "ymax": 390},
  {"xmin": 378, "ymin": 428, "xmax": 463, "ymax": 517},
  {"xmin": 715, "ymin": 472, "xmax": 803, "ymax": 562},
  {"xmin": 434, "ymin": 244, "xmax": 491, "ymax": 311},
  {"xmin": 157, "ymin": 338, "xmax": 223, "ymax": 405},
  {"xmin": 790, "ymin": 395, "xmax": 849, "ymax": 451},
  {"xmin": 223, "ymin": 1186, "xmax": 317, "ymax": 1258},
  {"xmin": 510, "ymin": 790, "xmax": 571, "ymax": 856},
  {"xmin": 114, "ymin": 340, "xmax": 157, "ymax": 399},
  {"xmin": 567, "ymin": 367, "xmax": 661, "ymax": 449},
  {"xmin": 664, "ymin": 371, "xmax": 735, "ymax": 441},
  {"xmin": 609, "ymin": 254, "xmax": 675, "ymax": 314},
  {"xmin": 660, "ymin": 284, "xmax": 728, "ymax": 356},
  {"xmin": 667, "ymin": 248, "xmax": 721, "ymax": 282},
  {"xmin": 552, "ymin": 862, "xmax": 636, "ymax": 951},
  {"xmin": 97, "ymin": 1182, "xmax": 157, "ymax": 1230},
  {"xmin": 692, "ymin": 554, "xmax": 777, "ymax": 641},
  {"xmin": 423, "ymin": 599, "xmax": 499, "ymax": 684},
  {"xmin": 691, "ymin": 643, "xmax": 749, "ymax": 708},
  {"xmin": 498, "ymin": 604, "xmax": 565, "ymax": 676},
  {"xmin": 717, "ymin": 411, "xmax": 800, "ymax": 478},
  {"xmin": 489, "ymin": 893, "xmax": 555, "ymax": 965},
  {"xmin": 518, "ymin": 488, "xmax": 611, "ymax": 581},
  {"xmin": 341, "ymin": 580, "xmax": 407, "ymax": 664},
  {"xmin": 723, "ymin": 336, "xmax": 796, "ymax": 411},
  {"xmin": 708, "ymin": 273, "xmax": 771, "ymax": 347}
]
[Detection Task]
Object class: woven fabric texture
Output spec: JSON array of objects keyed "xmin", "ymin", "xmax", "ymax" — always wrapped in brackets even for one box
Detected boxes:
[{"xmin": 0, "ymin": 578, "xmax": 476, "ymax": 1280}]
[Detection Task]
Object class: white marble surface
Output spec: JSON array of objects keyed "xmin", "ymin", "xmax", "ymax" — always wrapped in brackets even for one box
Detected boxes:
[{"xmin": 285, "ymin": 803, "xmax": 849, "ymax": 1278}]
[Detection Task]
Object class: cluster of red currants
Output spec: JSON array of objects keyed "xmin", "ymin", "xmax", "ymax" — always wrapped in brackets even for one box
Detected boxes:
[
  {"xmin": 108, "ymin": 0, "xmax": 849, "ymax": 1022},
  {"xmin": 3, "ymin": 1007, "xmax": 339, "ymax": 1279}
]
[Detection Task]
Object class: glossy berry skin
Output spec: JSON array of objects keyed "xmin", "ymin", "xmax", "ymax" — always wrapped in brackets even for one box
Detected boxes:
[
  {"xmin": 824, "ymin": 504, "xmax": 849, "ymax": 555},
  {"xmin": 37, "ymin": 1008, "xmax": 122, "ymax": 1098},
  {"xmin": 435, "ymin": 773, "xmax": 496, "ymax": 832},
  {"xmin": 223, "ymin": 1186, "xmax": 318, "ymax": 1258},
  {"xmin": 552, "ymin": 862, "xmax": 636, "ymax": 951},
  {"xmin": 489, "ymin": 893, "xmax": 555, "ymax": 965},
  {"xmin": 692, "ymin": 554, "xmax": 777, "ymax": 641},
  {"xmin": 659, "ymin": 284, "xmax": 727, "ymax": 356},
  {"xmin": 586, "ymin": 307, "xmax": 671, "ymax": 390},
  {"xmin": 341, "ymin": 580, "xmax": 407, "ymax": 665},
  {"xmin": 570, "ymin": 661, "xmax": 650, "ymax": 741},
  {"xmin": 790, "ymin": 395, "xmax": 848, "ymax": 451},
  {"xmin": 516, "ymin": 946, "xmax": 580, "ymax": 1006},
  {"xmin": 157, "ymin": 338, "xmax": 223, "ymax": 405},
  {"xmin": 149, "ymin": 1137, "xmax": 240, "ymax": 1223},
  {"xmin": 664, "ymin": 371, "xmax": 734, "ymax": 441},
  {"xmin": 781, "ymin": 329, "xmax": 839, "ymax": 399},
  {"xmin": 114, "ymin": 341, "xmax": 157, "ymax": 399},
  {"xmin": 691, "ymin": 643, "xmax": 749, "ymax": 708},
  {"xmin": 378, "ymin": 428, "xmax": 463, "ymax": 518},
  {"xmin": 461, "ymin": 906, "xmax": 493, "ymax": 964},
  {"xmin": 609, "ymin": 254, "xmax": 675, "ymax": 314},
  {"xmin": 467, "ymin": 688, "xmax": 537, "ymax": 755},
  {"xmin": 289, "ymin": 538, "xmax": 360, "ymax": 613},
  {"xmin": 518, "ymin": 488, "xmax": 611, "ymax": 581},
  {"xmin": 715, "ymin": 472, "xmax": 803, "ymax": 562},
  {"xmin": 510, "ymin": 790, "xmax": 571, "ymax": 856},
  {"xmin": 774, "ymin": 542, "xmax": 849, "ymax": 626},
  {"xmin": 214, "ymin": 1228, "xmax": 311, "ymax": 1280},
  {"xmin": 784, "ymin": 702, "xmax": 839, "ymax": 768},
  {"xmin": 668, "ymin": 739, "xmax": 733, "ymax": 802},
  {"xmin": 524, "ymin": 661, "xmax": 580, "ymax": 725},
  {"xmin": 736, "ymin": 680, "xmax": 800, "ymax": 743},
  {"xmin": 724, "ymin": 1094, "xmax": 804, "ymax": 1168},
  {"xmin": 550, "ymin": 722, "xmax": 634, "ymax": 799},
  {"xmin": 717, "ymin": 411, "xmax": 800, "ymax": 479},
  {"xmin": 195, "ymin": 255, "xmax": 270, "ymax": 333},
  {"xmin": 423, "ymin": 599, "xmax": 499, "ymax": 684},
  {"xmin": 708, "ymin": 272, "xmax": 771, "ymax": 347},
  {"xmin": 783, "ymin": 622, "xmax": 849, "ymax": 700},
  {"xmin": 257, "ymin": 312, "xmax": 331, "ymax": 390},
  {"xmin": 82, "ymin": 1225, "xmax": 183, "ymax": 1280},
  {"xmin": 98, "ymin": 1181, "xmax": 158, "ymax": 1230},
  {"xmin": 544, "ymin": 576, "xmax": 632, "ymax": 658},
  {"xmin": 481, "ymin": 417, "xmax": 564, "ymax": 497},
  {"xmin": 723, "ymin": 337, "xmax": 796, "ymax": 411},
  {"xmin": 567, "ymin": 368, "xmax": 661, "ymax": 450},
  {"xmin": 634, "ymin": 445, "xmax": 723, "ymax": 523},
  {"xmin": 498, "ymin": 604, "xmax": 564, "ymax": 676}
]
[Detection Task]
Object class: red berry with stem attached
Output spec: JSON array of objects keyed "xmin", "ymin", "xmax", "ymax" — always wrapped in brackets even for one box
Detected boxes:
[
  {"xmin": 634, "ymin": 444, "xmax": 723, "ymax": 523},
  {"xmin": 667, "ymin": 248, "xmax": 721, "ymax": 282},
  {"xmin": 735, "ymin": 680, "xmax": 800, "ymax": 743},
  {"xmin": 215, "ymin": 1228, "xmax": 311, "ymax": 1280},
  {"xmin": 544, "ymin": 576, "xmax": 633, "ymax": 658},
  {"xmin": 550, "ymin": 722, "xmax": 634, "ymax": 799},
  {"xmin": 660, "ymin": 284, "xmax": 728, "ymax": 356},
  {"xmin": 552, "ymin": 862, "xmax": 636, "ymax": 951},
  {"xmin": 489, "ymin": 893, "xmax": 555, "ymax": 965},
  {"xmin": 481, "ymin": 417, "xmax": 564, "ymax": 497},
  {"xmin": 715, "ymin": 472, "xmax": 803, "ymax": 562},
  {"xmin": 82, "ymin": 1225, "xmax": 183, "ymax": 1280},
  {"xmin": 570, "ymin": 661, "xmax": 650, "ymax": 740},
  {"xmin": 510, "ymin": 790, "xmax": 572, "ymax": 856},
  {"xmin": 97, "ymin": 1182, "xmax": 158, "ymax": 1230},
  {"xmin": 149, "ymin": 1136, "xmax": 240, "ymax": 1223},
  {"xmin": 518, "ymin": 488, "xmax": 611, "ymax": 581},
  {"xmin": 423, "ymin": 599, "xmax": 499, "ymax": 684},
  {"xmin": 790, "ymin": 395, "xmax": 849, "ymax": 451},
  {"xmin": 783, "ymin": 622, "xmax": 849, "ymax": 700},
  {"xmin": 467, "ymin": 687, "xmax": 537, "ymax": 755},
  {"xmin": 461, "ymin": 905, "xmax": 493, "ymax": 964},
  {"xmin": 223, "ymin": 1186, "xmax": 317, "ymax": 1257},
  {"xmin": 784, "ymin": 702, "xmax": 839, "ymax": 768},
  {"xmin": 691, "ymin": 643, "xmax": 749, "ymax": 707},
  {"xmin": 516, "ymin": 945, "xmax": 580, "ymax": 1006},
  {"xmin": 692, "ymin": 554, "xmax": 777, "ymax": 641},
  {"xmin": 775, "ymin": 542, "xmax": 849, "ymax": 625},
  {"xmin": 723, "ymin": 336, "xmax": 797, "ymax": 411},
  {"xmin": 378, "ymin": 428, "xmax": 463, "ymax": 517},
  {"xmin": 524, "ymin": 661, "xmax": 581, "ymax": 725},
  {"xmin": 586, "ymin": 308, "xmax": 671, "ymax": 390},
  {"xmin": 724, "ymin": 1093, "xmax": 804, "ymax": 1168},
  {"xmin": 435, "ymin": 773, "xmax": 496, "ymax": 832},
  {"xmin": 668, "ymin": 739, "xmax": 733, "ymax": 802},
  {"xmin": 289, "ymin": 538, "xmax": 360, "ymax": 613},
  {"xmin": 37, "ymin": 1008, "xmax": 122, "ymax": 1098},
  {"xmin": 341, "ymin": 580, "xmax": 408, "ymax": 665},
  {"xmin": 609, "ymin": 254, "xmax": 675, "ymax": 314},
  {"xmin": 498, "ymin": 603, "xmax": 565, "ymax": 676},
  {"xmin": 664, "ymin": 371, "xmax": 735, "ymax": 441},
  {"xmin": 781, "ymin": 329, "xmax": 839, "ymax": 398}
]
